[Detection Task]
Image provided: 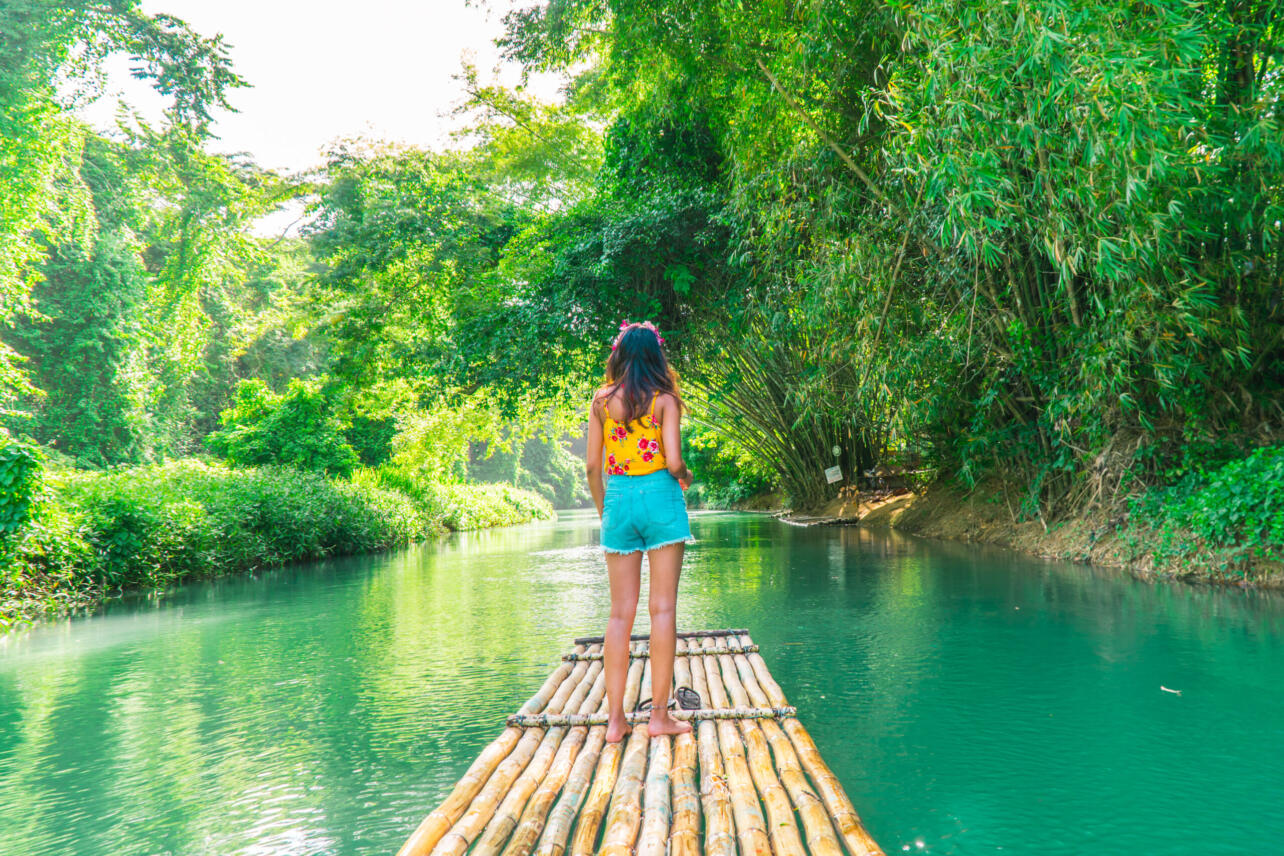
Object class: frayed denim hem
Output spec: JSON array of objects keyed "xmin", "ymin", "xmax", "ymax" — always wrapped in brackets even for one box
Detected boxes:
[{"xmin": 601, "ymin": 535, "xmax": 695, "ymax": 555}]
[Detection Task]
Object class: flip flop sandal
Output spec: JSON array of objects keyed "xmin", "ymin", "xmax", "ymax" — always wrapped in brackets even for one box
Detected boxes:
[
  {"xmin": 634, "ymin": 695, "xmax": 676, "ymax": 712},
  {"xmin": 675, "ymin": 685, "xmax": 702, "ymax": 710},
  {"xmin": 635, "ymin": 685, "xmax": 703, "ymax": 712}
]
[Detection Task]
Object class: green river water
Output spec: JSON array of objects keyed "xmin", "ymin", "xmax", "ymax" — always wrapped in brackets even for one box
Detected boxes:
[{"xmin": 1, "ymin": 510, "xmax": 1281, "ymax": 855}]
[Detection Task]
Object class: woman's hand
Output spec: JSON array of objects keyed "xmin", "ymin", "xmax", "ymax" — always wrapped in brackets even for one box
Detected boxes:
[{"xmin": 677, "ymin": 467, "xmax": 693, "ymax": 490}]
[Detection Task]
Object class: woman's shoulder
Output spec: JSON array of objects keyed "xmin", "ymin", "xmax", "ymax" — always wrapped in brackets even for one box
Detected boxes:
[
  {"xmin": 654, "ymin": 391, "xmax": 682, "ymax": 419},
  {"xmin": 592, "ymin": 385, "xmax": 615, "ymax": 406},
  {"xmin": 590, "ymin": 386, "xmax": 613, "ymax": 418}
]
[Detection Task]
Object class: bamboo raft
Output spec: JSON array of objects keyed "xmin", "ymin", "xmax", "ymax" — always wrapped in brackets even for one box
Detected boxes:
[{"xmin": 397, "ymin": 629, "xmax": 885, "ymax": 856}]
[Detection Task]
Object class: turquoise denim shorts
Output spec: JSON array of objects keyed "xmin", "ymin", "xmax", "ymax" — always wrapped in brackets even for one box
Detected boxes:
[{"xmin": 601, "ymin": 469, "xmax": 693, "ymax": 554}]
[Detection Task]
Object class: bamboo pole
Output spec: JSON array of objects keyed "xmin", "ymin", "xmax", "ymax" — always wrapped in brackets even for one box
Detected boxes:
[
  {"xmin": 498, "ymin": 664, "xmax": 609, "ymax": 856},
  {"xmin": 714, "ymin": 649, "xmax": 807, "ymax": 856},
  {"xmin": 473, "ymin": 675, "xmax": 595, "ymax": 855},
  {"xmin": 477, "ymin": 662, "xmax": 607, "ymax": 856},
  {"xmin": 398, "ymin": 645, "xmax": 589, "ymax": 856},
  {"xmin": 506, "ymin": 707, "xmax": 794, "ymax": 727},
  {"xmin": 568, "ymin": 643, "xmax": 646, "ymax": 856},
  {"xmin": 698, "ymin": 637, "xmax": 772, "ymax": 856},
  {"xmin": 597, "ymin": 657, "xmax": 655, "ymax": 856},
  {"xmin": 738, "ymin": 634, "xmax": 885, "ymax": 856},
  {"xmin": 684, "ymin": 639, "xmax": 735, "ymax": 856},
  {"xmin": 531, "ymin": 662, "xmax": 620, "ymax": 856},
  {"xmin": 725, "ymin": 646, "xmax": 845, "ymax": 856},
  {"xmin": 433, "ymin": 651, "xmax": 599, "ymax": 856},
  {"xmin": 561, "ymin": 642, "xmax": 757, "ymax": 661},
  {"xmin": 666, "ymin": 639, "xmax": 700, "ymax": 856},
  {"xmin": 634, "ymin": 731, "xmax": 672, "ymax": 856},
  {"xmin": 636, "ymin": 641, "xmax": 681, "ymax": 856},
  {"xmin": 573, "ymin": 628, "xmax": 749, "ymax": 645},
  {"xmin": 529, "ymin": 694, "xmax": 608, "ymax": 856}
]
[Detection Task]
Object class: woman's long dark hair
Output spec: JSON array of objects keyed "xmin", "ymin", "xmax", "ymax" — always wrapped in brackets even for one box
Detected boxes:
[{"xmin": 597, "ymin": 323, "xmax": 682, "ymax": 426}]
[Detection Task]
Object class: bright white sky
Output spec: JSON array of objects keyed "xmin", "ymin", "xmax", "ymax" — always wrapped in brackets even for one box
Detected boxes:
[{"xmin": 79, "ymin": 0, "xmax": 562, "ymax": 174}]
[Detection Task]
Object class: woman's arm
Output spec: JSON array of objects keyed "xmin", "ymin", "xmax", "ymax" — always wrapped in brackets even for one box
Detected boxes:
[
  {"xmin": 585, "ymin": 395, "xmax": 606, "ymax": 518},
  {"xmin": 659, "ymin": 395, "xmax": 693, "ymax": 489}
]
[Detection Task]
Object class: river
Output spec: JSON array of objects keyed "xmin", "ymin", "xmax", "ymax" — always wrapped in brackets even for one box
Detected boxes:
[{"xmin": 1, "ymin": 510, "xmax": 1281, "ymax": 855}]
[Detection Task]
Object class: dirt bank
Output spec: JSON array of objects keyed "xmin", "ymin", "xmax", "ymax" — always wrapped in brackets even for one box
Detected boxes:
[{"xmin": 782, "ymin": 482, "xmax": 1284, "ymax": 588}]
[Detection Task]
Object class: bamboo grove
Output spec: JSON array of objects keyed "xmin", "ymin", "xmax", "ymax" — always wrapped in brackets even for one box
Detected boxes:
[{"xmin": 493, "ymin": 0, "xmax": 1284, "ymax": 513}]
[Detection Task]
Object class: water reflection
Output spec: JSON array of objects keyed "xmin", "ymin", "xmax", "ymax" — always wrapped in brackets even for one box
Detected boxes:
[{"xmin": 0, "ymin": 512, "xmax": 1281, "ymax": 855}]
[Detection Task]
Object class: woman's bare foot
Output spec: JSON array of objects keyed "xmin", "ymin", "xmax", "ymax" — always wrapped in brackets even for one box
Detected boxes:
[
  {"xmin": 605, "ymin": 713, "xmax": 633, "ymax": 743},
  {"xmin": 646, "ymin": 711, "xmax": 692, "ymax": 736}
]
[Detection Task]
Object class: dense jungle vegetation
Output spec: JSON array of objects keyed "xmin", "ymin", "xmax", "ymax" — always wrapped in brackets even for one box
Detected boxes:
[{"xmin": 1, "ymin": 0, "xmax": 1282, "ymax": 621}]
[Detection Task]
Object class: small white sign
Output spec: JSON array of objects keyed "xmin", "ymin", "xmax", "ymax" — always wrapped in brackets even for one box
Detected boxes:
[{"xmin": 824, "ymin": 465, "xmax": 843, "ymax": 484}]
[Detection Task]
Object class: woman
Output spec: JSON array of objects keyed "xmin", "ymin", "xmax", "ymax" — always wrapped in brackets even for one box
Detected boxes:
[{"xmin": 585, "ymin": 320, "xmax": 695, "ymax": 743}]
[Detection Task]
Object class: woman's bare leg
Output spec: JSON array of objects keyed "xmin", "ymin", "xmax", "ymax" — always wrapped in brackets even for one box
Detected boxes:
[
  {"xmin": 645, "ymin": 541, "xmax": 691, "ymax": 736},
  {"xmin": 605, "ymin": 550, "xmax": 643, "ymax": 743}
]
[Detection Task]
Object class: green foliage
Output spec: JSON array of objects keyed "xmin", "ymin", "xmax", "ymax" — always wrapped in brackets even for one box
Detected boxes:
[
  {"xmin": 352, "ymin": 464, "xmax": 555, "ymax": 531},
  {"xmin": 4, "ymin": 69, "xmax": 301, "ymax": 464},
  {"xmin": 307, "ymin": 144, "xmax": 524, "ymax": 393},
  {"xmin": 511, "ymin": 435, "xmax": 591, "ymax": 508},
  {"xmin": 469, "ymin": 434, "xmax": 592, "ymax": 508},
  {"xmin": 1124, "ymin": 446, "xmax": 1284, "ymax": 576},
  {"xmin": 3, "ymin": 458, "xmax": 555, "ymax": 627},
  {"xmin": 0, "ymin": 431, "xmax": 41, "ymax": 538},
  {"xmin": 2, "ymin": 460, "xmax": 425, "ymax": 627},
  {"xmin": 876, "ymin": 0, "xmax": 1283, "ymax": 515},
  {"xmin": 0, "ymin": 0, "xmax": 251, "ymax": 419},
  {"xmin": 681, "ymin": 421, "xmax": 776, "ymax": 509},
  {"xmin": 452, "ymin": 61, "xmax": 604, "ymax": 207},
  {"xmin": 498, "ymin": 0, "xmax": 1283, "ymax": 519},
  {"xmin": 60, "ymin": 460, "xmax": 425, "ymax": 589},
  {"xmin": 346, "ymin": 414, "xmax": 397, "ymax": 467},
  {"xmin": 206, "ymin": 378, "xmax": 360, "ymax": 477},
  {"xmin": 384, "ymin": 389, "xmax": 512, "ymax": 482},
  {"xmin": 434, "ymin": 482, "xmax": 555, "ymax": 531},
  {"xmin": 10, "ymin": 229, "xmax": 153, "ymax": 466}
]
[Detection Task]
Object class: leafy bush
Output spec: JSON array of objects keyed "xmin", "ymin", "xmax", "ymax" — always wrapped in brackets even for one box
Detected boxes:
[
  {"xmin": 356, "ymin": 464, "xmax": 555, "ymax": 531},
  {"xmin": 681, "ymin": 422, "xmax": 776, "ymax": 509},
  {"xmin": 2, "ymin": 455, "xmax": 556, "ymax": 629},
  {"xmin": 1123, "ymin": 446, "xmax": 1284, "ymax": 576},
  {"xmin": 346, "ymin": 413, "xmax": 397, "ymax": 466},
  {"xmin": 58, "ymin": 460, "xmax": 428, "ymax": 588},
  {"xmin": 2, "ymin": 461, "xmax": 426, "ymax": 627},
  {"xmin": 0, "ymin": 431, "xmax": 41, "ymax": 538},
  {"xmin": 206, "ymin": 378, "xmax": 360, "ymax": 477},
  {"xmin": 514, "ymin": 437, "xmax": 592, "ymax": 508},
  {"xmin": 435, "ymin": 482, "xmax": 556, "ymax": 531},
  {"xmin": 469, "ymin": 434, "xmax": 591, "ymax": 508}
]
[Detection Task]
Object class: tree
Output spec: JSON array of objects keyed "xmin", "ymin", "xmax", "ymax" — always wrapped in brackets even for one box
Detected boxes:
[
  {"xmin": 0, "ymin": 0, "xmax": 246, "ymax": 416},
  {"xmin": 205, "ymin": 378, "xmax": 360, "ymax": 477}
]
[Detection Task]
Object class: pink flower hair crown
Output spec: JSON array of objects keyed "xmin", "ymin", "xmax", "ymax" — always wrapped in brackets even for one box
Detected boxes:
[{"xmin": 611, "ymin": 319, "xmax": 665, "ymax": 351}]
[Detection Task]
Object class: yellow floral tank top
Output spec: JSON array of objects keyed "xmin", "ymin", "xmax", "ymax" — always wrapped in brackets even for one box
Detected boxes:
[{"xmin": 601, "ymin": 391, "xmax": 666, "ymax": 476}]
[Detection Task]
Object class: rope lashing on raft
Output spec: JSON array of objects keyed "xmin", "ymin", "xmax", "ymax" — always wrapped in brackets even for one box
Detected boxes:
[
  {"xmin": 562, "ymin": 643, "xmax": 758, "ymax": 661},
  {"xmin": 506, "ymin": 705, "xmax": 797, "ymax": 727}
]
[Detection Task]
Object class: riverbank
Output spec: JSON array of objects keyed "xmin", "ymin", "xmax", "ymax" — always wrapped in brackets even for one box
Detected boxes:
[
  {"xmin": 0, "ymin": 460, "xmax": 554, "ymax": 631},
  {"xmin": 780, "ymin": 475, "xmax": 1284, "ymax": 588}
]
